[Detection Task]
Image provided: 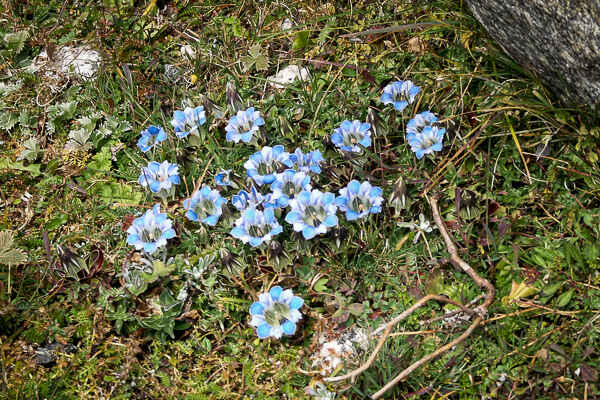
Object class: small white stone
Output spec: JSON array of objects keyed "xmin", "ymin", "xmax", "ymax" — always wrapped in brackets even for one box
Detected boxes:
[
  {"xmin": 281, "ymin": 18, "xmax": 293, "ymax": 31},
  {"xmin": 267, "ymin": 65, "xmax": 310, "ymax": 89},
  {"xmin": 30, "ymin": 46, "xmax": 101, "ymax": 81},
  {"xmin": 180, "ymin": 44, "xmax": 196, "ymax": 58}
]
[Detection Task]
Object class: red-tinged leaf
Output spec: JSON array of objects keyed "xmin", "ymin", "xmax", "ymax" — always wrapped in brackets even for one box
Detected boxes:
[
  {"xmin": 488, "ymin": 199, "xmax": 500, "ymax": 215},
  {"xmin": 580, "ymin": 364, "xmax": 598, "ymax": 382},
  {"xmin": 123, "ymin": 215, "xmax": 135, "ymax": 231}
]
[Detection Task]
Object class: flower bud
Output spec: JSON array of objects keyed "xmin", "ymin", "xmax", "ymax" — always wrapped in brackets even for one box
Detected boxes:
[{"xmin": 226, "ymin": 81, "xmax": 243, "ymax": 113}]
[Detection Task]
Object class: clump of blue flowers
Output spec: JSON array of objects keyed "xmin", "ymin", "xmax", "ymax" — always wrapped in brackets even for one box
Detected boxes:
[
  {"xmin": 171, "ymin": 106, "xmax": 207, "ymax": 138},
  {"xmin": 183, "ymin": 186, "xmax": 227, "ymax": 226},
  {"xmin": 406, "ymin": 111, "xmax": 438, "ymax": 136},
  {"xmin": 336, "ymin": 180, "xmax": 384, "ymax": 221},
  {"xmin": 270, "ymin": 169, "xmax": 311, "ymax": 208},
  {"xmin": 285, "ymin": 189, "xmax": 338, "ymax": 240},
  {"xmin": 244, "ymin": 145, "xmax": 293, "ymax": 186},
  {"xmin": 249, "ymin": 286, "xmax": 303, "ymax": 339},
  {"xmin": 137, "ymin": 125, "xmax": 167, "ymax": 153},
  {"xmin": 331, "ymin": 120, "xmax": 372, "ymax": 153},
  {"xmin": 231, "ymin": 207, "xmax": 283, "ymax": 247},
  {"xmin": 290, "ymin": 148, "xmax": 324, "ymax": 174},
  {"xmin": 381, "ymin": 80, "xmax": 420, "ymax": 112},
  {"xmin": 126, "ymin": 204, "xmax": 176, "ymax": 254},
  {"xmin": 138, "ymin": 161, "xmax": 180, "ymax": 197},
  {"xmin": 225, "ymin": 107, "xmax": 265, "ymax": 143},
  {"xmin": 406, "ymin": 111, "xmax": 445, "ymax": 159}
]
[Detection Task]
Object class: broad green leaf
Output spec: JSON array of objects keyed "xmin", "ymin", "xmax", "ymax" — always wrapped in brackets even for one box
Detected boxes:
[
  {"xmin": 0, "ymin": 158, "xmax": 42, "ymax": 177},
  {"xmin": 502, "ymin": 281, "xmax": 538, "ymax": 304},
  {"xmin": 292, "ymin": 31, "xmax": 310, "ymax": 51},
  {"xmin": 93, "ymin": 182, "xmax": 143, "ymax": 204}
]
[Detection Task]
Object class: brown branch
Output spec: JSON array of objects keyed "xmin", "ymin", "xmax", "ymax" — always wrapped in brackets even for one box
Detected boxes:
[
  {"xmin": 372, "ymin": 294, "xmax": 476, "ymax": 337},
  {"xmin": 320, "ymin": 196, "xmax": 496, "ymax": 398},
  {"xmin": 324, "ymin": 293, "xmax": 476, "ymax": 384},
  {"xmin": 371, "ymin": 316, "xmax": 483, "ymax": 399},
  {"xmin": 429, "ymin": 196, "xmax": 496, "ymax": 312},
  {"xmin": 370, "ymin": 196, "xmax": 495, "ymax": 399}
]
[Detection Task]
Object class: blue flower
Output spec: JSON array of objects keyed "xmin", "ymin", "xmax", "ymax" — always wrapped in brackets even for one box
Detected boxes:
[
  {"xmin": 381, "ymin": 80, "xmax": 420, "ymax": 112},
  {"xmin": 249, "ymin": 286, "xmax": 303, "ymax": 339},
  {"xmin": 407, "ymin": 125, "xmax": 446, "ymax": 159},
  {"xmin": 406, "ymin": 111, "xmax": 438, "ymax": 137},
  {"xmin": 225, "ymin": 107, "xmax": 265, "ymax": 143},
  {"xmin": 137, "ymin": 125, "xmax": 167, "ymax": 153},
  {"xmin": 336, "ymin": 180, "xmax": 384, "ymax": 221},
  {"xmin": 232, "ymin": 186, "xmax": 271, "ymax": 211},
  {"xmin": 289, "ymin": 148, "xmax": 324, "ymax": 174},
  {"xmin": 270, "ymin": 169, "xmax": 311, "ymax": 208},
  {"xmin": 285, "ymin": 189, "xmax": 338, "ymax": 240},
  {"xmin": 126, "ymin": 204, "xmax": 176, "ymax": 254},
  {"xmin": 183, "ymin": 185, "xmax": 227, "ymax": 226},
  {"xmin": 244, "ymin": 145, "xmax": 293, "ymax": 186},
  {"xmin": 331, "ymin": 120, "xmax": 372, "ymax": 153},
  {"xmin": 138, "ymin": 161, "xmax": 180, "ymax": 195},
  {"xmin": 215, "ymin": 169, "xmax": 233, "ymax": 187},
  {"xmin": 230, "ymin": 207, "xmax": 283, "ymax": 247},
  {"xmin": 171, "ymin": 106, "xmax": 207, "ymax": 138}
]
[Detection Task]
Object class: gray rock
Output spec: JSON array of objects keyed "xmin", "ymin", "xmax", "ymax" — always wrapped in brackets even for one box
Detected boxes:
[
  {"xmin": 34, "ymin": 342, "xmax": 77, "ymax": 365},
  {"xmin": 466, "ymin": 0, "xmax": 600, "ymax": 105}
]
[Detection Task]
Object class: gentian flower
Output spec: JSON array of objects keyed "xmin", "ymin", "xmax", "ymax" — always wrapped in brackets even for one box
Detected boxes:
[
  {"xmin": 231, "ymin": 186, "xmax": 273, "ymax": 211},
  {"xmin": 137, "ymin": 125, "xmax": 167, "ymax": 153},
  {"xmin": 406, "ymin": 125, "xmax": 445, "ymax": 159},
  {"xmin": 230, "ymin": 207, "xmax": 283, "ymax": 247},
  {"xmin": 289, "ymin": 148, "xmax": 324, "ymax": 174},
  {"xmin": 285, "ymin": 189, "xmax": 338, "ymax": 240},
  {"xmin": 331, "ymin": 120, "xmax": 371, "ymax": 153},
  {"xmin": 215, "ymin": 169, "xmax": 233, "ymax": 187},
  {"xmin": 244, "ymin": 145, "xmax": 293, "ymax": 186},
  {"xmin": 270, "ymin": 169, "xmax": 311, "ymax": 208},
  {"xmin": 225, "ymin": 107, "xmax": 265, "ymax": 143},
  {"xmin": 126, "ymin": 204, "xmax": 176, "ymax": 254},
  {"xmin": 249, "ymin": 286, "xmax": 303, "ymax": 339},
  {"xmin": 171, "ymin": 106, "xmax": 207, "ymax": 138},
  {"xmin": 336, "ymin": 180, "xmax": 384, "ymax": 221},
  {"xmin": 138, "ymin": 161, "xmax": 180, "ymax": 196},
  {"xmin": 406, "ymin": 111, "xmax": 438, "ymax": 136},
  {"xmin": 183, "ymin": 185, "xmax": 227, "ymax": 226},
  {"xmin": 381, "ymin": 80, "xmax": 420, "ymax": 111}
]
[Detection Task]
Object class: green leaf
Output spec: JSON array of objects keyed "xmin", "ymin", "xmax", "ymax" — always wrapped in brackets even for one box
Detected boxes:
[
  {"xmin": 502, "ymin": 281, "xmax": 538, "ymax": 304},
  {"xmin": 313, "ymin": 277, "xmax": 328, "ymax": 292},
  {"xmin": 292, "ymin": 31, "xmax": 310, "ymax": 51},
  {"xmin": 83, "ymin": 145, "xmax": 112, "ymax": 179},
  {"xmin": 0, "ymin": 231, "xmax": 27, "ymax": 266},
  {"xmin": 0, "ymin": 158, "xmax": 42, "ymax": 177},
  {"xmin": 556, "ymin": 289, "xmax": 574, "ymax": 308},
  {"xmin": 92, "ymin": 182, "xmax": 143, "ymax": 204},
  {"xmin": 241, "ymin": 44, "xmax": 269, "ymax": 72},
  {"xmin": 0, "ymin": 112, "xmax": 18, "ymax": 131},
  {"xmin": 2, "ymin": 30, "xmax": 28, "ymax": 53},
  {"xmin": 46, "ymin": 214, "xmax": 69, "ymax": 231},
  {"xmin": 17, "ymin": 137, "xmax": 42, "ymax": 162}
]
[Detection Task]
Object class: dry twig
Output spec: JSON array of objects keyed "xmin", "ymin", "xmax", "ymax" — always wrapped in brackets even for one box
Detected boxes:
[{"xmin": 321, "ymin": 196, "xmax": 495, "ymax": 399}]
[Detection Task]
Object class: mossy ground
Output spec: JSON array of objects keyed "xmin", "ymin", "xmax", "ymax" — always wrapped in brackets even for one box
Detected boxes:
[{"xmin": 1, "ymin": 1, "xmax": 599, "ymax": 399}]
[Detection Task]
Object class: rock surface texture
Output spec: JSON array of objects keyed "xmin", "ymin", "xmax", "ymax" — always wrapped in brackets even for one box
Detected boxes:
[{"xmin": 466, "ymin": 0, "xmax": 600, "ymax": 105}]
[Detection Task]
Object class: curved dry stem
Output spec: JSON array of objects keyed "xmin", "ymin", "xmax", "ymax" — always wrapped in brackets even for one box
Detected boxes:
[
  {"xmin": 371, "ymin": 316, "xmax": 483, "ymax": 400},
  {"xmin": 324, "ymin": 293, "xmax": 477, "ymax": 384},
  {"xmin": 320, "ymin": 196, "xmax": 496, "ymax": 398},
  {"xmin": 369, "ymin": 196, "xmax": 495, "ymax": 399},
  {"xmin": 429, "ymin": 196, "xmax": 496, "ymax": 311}
]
